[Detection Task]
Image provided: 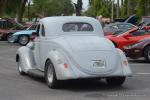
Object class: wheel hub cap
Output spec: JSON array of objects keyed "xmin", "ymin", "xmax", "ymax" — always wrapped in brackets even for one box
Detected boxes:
[
  {"xmin": 148, "ymin": 50, "xmax": 150, "ymax": 59},
  {"xmin": 47, "ymin": 65, "xmax": 53, "ymax": 83},
  {"xmin": 20, "ymin": 36, "xmax": 28, "ymax": 45}
]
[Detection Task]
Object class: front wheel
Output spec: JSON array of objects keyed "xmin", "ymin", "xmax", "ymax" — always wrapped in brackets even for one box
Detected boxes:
[
  {"xmin": 17, "ymin": 57, "xmax": 26, "ymax": 75},
  {"xmin": 144, "ymin": 46, "xmax": 150, "ymax": 63},
  {"xmin": 106, "ymin": 77, "xmax": 126, "ymax": 86},
  {"xmin": 45, "ymin": 60, "xmax": 58, "ymax": 89},
  {"xmin": 7, "ymin": 33, "xmax": 13, "ymax": 43},
  {"xmin": 18, "ymin": 35, "xmax": 29, "ymax": 46}
]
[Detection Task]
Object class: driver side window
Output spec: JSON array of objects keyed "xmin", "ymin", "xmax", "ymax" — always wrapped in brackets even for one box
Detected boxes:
[{"xmin": 41, "ymin": 25, "xmax": 45, "ymax": 36}]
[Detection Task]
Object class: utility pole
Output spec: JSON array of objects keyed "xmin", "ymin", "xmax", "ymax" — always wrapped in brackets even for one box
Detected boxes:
[
  {"xmin": 116, "ymin": 0, "xmax": 119, "ymax": 18},
  {"xmin": 111, "ymin": 0, "xmax": 114, "ymax": 21},
  {"xmin": 27, "ymin": 0, "xmax": 31, "ymax": 21}
]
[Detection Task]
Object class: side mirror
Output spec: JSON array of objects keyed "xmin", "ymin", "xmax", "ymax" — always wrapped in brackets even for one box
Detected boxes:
[{"xmin": 30, "ymin": 32, "xmax": 37, "ymax": 41}]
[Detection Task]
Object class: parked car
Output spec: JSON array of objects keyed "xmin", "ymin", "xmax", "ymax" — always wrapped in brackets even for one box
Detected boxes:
[
  {"xmin": 141, "ymin": 16, "xmax": 150, "ymax": 24},
  {"xmin": 8, "ymin": 24, "xmax": 37, "ymax": 45},
  {"xmin": 113, "ymin": 15, "xmax": 138, "ymax": 25},
  {"xmin": 0, "ymin": 18, "xmax": 25, "ymax": 41},
  {"xmin": 104, "ymin": 23, "xmax": 137, "ymax": 36},
  {"xmin": 106, "ymin": 27, "xmax": 150, "ymax": 50},
  {"xmin": 124, "ymin": 38, "xmax": 150, "ymax": 62},
  {"xmin": 16, "ymin": 16, "xmax": 132, "ymax": 89}
]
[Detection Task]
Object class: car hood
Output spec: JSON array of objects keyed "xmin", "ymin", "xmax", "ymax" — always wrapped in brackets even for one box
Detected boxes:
[{"xmin": 13, "ymin": 30, "xmax": 35, "ymax": 36}]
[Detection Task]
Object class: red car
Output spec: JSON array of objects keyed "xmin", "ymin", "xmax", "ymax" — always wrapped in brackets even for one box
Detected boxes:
[
  {"xmin": 0, "ymin": 18, "xmax": 25, "ymax": 40},
  {"xmin": 106, "ymin": 27, "xmax": 150, "ymax": 50},
  {"xmin": 124, "ymin": 38, "xmax": 150, "ymax": 62}
]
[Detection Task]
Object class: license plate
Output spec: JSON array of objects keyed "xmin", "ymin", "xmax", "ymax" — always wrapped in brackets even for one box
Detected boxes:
[{"xmin": 92, "ymin": 60, "xmax": 105, "ymax": 68}]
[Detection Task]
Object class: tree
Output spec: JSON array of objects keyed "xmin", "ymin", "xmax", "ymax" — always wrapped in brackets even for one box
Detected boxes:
[
  {"xmin": 116, "ymin": 0, "xmax": 119, "ymax": 18},
  {"xmin": 32, "ymin": 0, "xmax": 74, "ymax": 17},
  {"xmin": 85, "ymin": 0, "xmax": 111, "ymax": 17},
  {"xmin": 4, "ymin": 0, "xmax": 22, "ymax": 17},
  {"xmin": 61, "ymin": 0, "xmax": 74, "ymax": 15},
  {"xmin": 120, "ymin": 0, "xmax": 128, "ymax": 18},
  {"xmin": 136, "ymin": 0, "xmax": 145, "ymax": 17},
  {"xmin": 74, "ymin": 0, "xmax": 82, "ymax": 16},
  {"xmin": 16, "ymin": 0, "xmax": 28, "ymax": 23},
  {"xmin": 145, "ymin": 0, "xmax": 150, "ymax": 16},
  {"xmin": 127, "ymin": 0, "xmax": 136, "ymax": 16},
  {"xmin": 0, "ymin": 0, "xmax": 7, "ymax": 16}
]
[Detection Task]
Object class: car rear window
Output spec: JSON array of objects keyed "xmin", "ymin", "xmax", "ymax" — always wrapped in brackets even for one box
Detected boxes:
[{"xmin": 63, "ymin": 22, "xmax": 94, "ymax": 32}]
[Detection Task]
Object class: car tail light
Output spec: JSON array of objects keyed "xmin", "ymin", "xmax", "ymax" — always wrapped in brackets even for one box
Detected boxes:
[{"xmin": 64, "ymin": 63, "xmax": 68, "ymax": 69}]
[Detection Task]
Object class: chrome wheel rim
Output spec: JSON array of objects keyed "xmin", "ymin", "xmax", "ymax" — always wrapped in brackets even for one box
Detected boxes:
[
  {"xmin": 7, "ymin": 35, "xmax": 14, "ymax": 43},
  {"xmin": 148, "ymin": 49, "xmax": 150, "ymax": 59},
  {"xmin": 20, "ymin": 36, "xmax": 28, "ymax": 45},
  {"xmin": 47, "ymin": 64, "xmax": 53, "ymax": 84}
]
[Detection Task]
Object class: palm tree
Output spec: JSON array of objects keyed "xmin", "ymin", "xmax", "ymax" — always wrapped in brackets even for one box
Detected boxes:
[
  {"xmin": 0, "ymin": 0, "xmax": 6, "ymax": 16},
  {"xmin": 16, "ymin": 0, "xmax": 28, "ymax": 22},
  {"xmin": 116, "ymin": 0, "xmax": 120, "ymax": 18},
  {"xmin": 74, "ymin": 0, "xmax": 82, "ymax": 16}
]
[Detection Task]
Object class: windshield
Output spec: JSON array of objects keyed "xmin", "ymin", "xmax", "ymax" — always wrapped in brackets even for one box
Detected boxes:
[
  {"xmin": 113, "ymin": 24, "xmax": 136, "ymax": 36},
  {"xmin": 104, "ymin": 23, "xmax": 136, "ymax": 36},
  {"xmin": 27, "ymin": 24, "xmax": 37, "ymax": 30},
  {"xmin": 142, "ymin": 17, "xmax": 150, "ymax": 23}
]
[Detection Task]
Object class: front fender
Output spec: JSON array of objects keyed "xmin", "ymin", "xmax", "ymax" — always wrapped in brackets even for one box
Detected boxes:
[
  {"xmin": 46, "ymin": 50, "xmax": 76, "ymax": 80},
  {"xmin": 116, "ymin": 48, "xmax": 132, "ymax": 76},
  {"xmin": 16, "ymin": 46, "xmax": 35, "ymax": 72}
]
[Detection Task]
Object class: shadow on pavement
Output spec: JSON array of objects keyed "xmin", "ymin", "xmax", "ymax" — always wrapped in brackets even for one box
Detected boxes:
[{"xmin": 128, "ymin": 59, "xmax": 149, "ymax": 64}]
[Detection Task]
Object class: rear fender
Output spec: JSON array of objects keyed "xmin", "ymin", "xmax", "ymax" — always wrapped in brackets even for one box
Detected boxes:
[
  {"xmin": 16, "ymin": 46, "xmax": 35, "ymax": 72},
  {"xmin": 46, "ymin": 50, "xmax": 75, "ymax": 80},
  {"xmin": 116, "ymin": 48, "xmax": 132, "ymax": 76}
]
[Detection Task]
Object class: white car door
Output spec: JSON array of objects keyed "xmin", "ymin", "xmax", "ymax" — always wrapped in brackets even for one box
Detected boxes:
[
  {"xmin": 33, "ymin": 24, "xmax": 41, "ymax": 69},
  {"xmin": 39, "ymin": 24, "xmax": 48, "ymax": 70}
]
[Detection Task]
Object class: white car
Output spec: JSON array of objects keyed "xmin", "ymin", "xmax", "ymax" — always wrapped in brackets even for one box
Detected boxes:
[{"xmin": 16, "ymin": 16, "xmax": 132, "ymax": 89}]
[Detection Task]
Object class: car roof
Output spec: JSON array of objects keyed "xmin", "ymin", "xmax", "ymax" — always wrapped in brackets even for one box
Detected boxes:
[{"xmin": 39, "ymin": 16, "xmax": 104, "ymax": 37}]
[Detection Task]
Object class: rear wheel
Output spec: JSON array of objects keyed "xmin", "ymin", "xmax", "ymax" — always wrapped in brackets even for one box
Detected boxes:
[
  {"xmin": 144, "ymin": 46, "xmax": 150, "ymax": 63},
  {"xmin": 45, "ymin": 60, "xmax": 58, "ymax": 89},
  {"xmin": 18, "ymin": 35, "xmax": 29, "ymax": 46},
  {"xmin": 106, "ymin": 77, "xmax": 126, "ymax": 86},
  {"xmin": 7, "ymin": 33, "xmax": 13, "ymax": 43}
]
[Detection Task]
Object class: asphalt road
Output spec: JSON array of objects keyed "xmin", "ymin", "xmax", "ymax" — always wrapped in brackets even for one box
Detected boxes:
[{"xmin": 0, "ymin": 41, "xmax": 150, "ymax": 100}]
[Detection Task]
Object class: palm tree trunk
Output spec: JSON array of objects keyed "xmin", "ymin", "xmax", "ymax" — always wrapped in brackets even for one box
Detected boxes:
[
  {"xmin": 74, "ymin": 0, "xmax": 82, "ymax": 16},
  {"xmin": 0, "ymin": 0, "xmax": 6, "ymax": 16},
  {"xmin": 116, "ymin": 0, "xmax": 120, "ymax": 18},
  {"xmin": 16, "ymin": 0, "xmax": 27, "ymax": 23}
]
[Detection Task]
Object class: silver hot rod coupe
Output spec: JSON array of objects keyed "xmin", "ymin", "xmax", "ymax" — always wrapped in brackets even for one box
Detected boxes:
[{"xmin": 16, "ymin": 16, "xmax": 132, "ymax": 89}]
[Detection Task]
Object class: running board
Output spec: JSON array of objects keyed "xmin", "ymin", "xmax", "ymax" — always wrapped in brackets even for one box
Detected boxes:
[{"xmin": 28, "ymin": 69, "xmax": 44, "ymax": 78}]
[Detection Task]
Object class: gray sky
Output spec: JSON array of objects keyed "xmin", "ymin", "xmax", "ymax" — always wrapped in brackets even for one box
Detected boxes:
[{"xmin": 71, "ymin": 0, "xmax": 118, "ymax": 11}]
